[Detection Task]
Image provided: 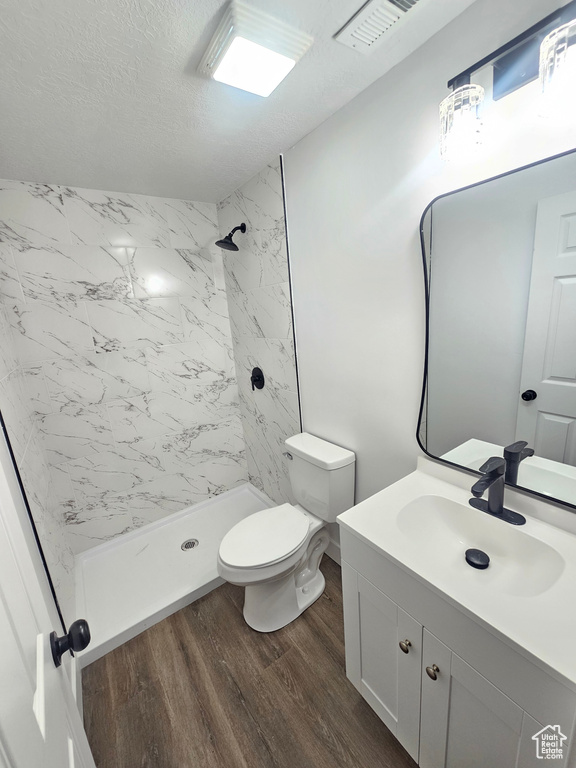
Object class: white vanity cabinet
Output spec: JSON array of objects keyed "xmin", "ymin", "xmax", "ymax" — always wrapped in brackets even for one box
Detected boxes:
[
  {"xmin": 341, "ymin": 566, "xmax": 422, "ymax": 761},
  {"xmin": 418, "ymin": 629, "xmax": 540, "ymax": 768},
  {"xmin": 340, "ymin": 528, "xmax": 576, "ymax": 768}
]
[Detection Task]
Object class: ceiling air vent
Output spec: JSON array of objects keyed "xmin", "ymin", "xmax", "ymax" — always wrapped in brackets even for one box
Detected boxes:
[{"xmin": 334, "ymin": 0, "xmax": 421, "ymax": 53}]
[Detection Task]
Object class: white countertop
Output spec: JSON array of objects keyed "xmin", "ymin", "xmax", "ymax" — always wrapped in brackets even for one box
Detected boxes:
[
  {"xmin": 338, "ymin": 458, "xmax": 576, "ymax": 688},
  {"xmin": 442, "ymin": 437, "xmax": 576, "ymax": 504}
]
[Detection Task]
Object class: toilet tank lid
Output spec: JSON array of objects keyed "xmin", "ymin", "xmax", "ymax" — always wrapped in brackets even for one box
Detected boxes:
[{"xmin": 284, "ymin": 433, "xmax": 355, "ymax": 470}]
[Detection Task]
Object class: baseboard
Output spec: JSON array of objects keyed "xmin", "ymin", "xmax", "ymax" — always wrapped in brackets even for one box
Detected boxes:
[{"xmin": 326, "ymin": 538, "xmax": 341, "ymax": 565}]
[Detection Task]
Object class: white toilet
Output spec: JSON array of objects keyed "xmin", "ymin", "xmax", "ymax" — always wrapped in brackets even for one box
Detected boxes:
[{"xmin": 217, "ymin": 432, "xmax": 355, "ymax": 632}]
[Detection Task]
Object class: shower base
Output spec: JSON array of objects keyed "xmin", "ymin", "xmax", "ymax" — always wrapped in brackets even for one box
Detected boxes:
[{"xmin": 75, "ymin": 483, "xmax": 272, "ymax": 667}]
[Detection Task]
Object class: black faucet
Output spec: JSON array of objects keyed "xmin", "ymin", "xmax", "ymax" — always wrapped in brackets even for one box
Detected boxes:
[
  {"xmin": 469, "ymin": 457, "xmax": 526, "ymax": 525},
  {"xmin": 503, "ymin": 441, "xmax": 534, "ymax": 485}
]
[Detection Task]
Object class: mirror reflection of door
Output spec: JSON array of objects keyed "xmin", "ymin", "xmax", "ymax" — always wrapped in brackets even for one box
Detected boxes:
[
  {"xmin": 517, "ymin": 191, "xmax": 576, "ymax": 466},
  {"xmin": 419, "ymin": 148, "xmax": 576, "ymax": 509}
]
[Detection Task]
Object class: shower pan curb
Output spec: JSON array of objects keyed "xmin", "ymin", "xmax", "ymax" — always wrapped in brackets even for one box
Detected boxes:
[{"xmin": 75, "ymin": 483, "xmax": 273, "ymax": 667}]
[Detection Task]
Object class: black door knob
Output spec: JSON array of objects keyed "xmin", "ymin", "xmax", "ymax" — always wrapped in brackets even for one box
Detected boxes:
[
  {"xmin": 51, "ymin": 619, "xmax": 91, "ymax": 667},
  {"xmin": 521, "ymin": 389, "xmax": 538, "ymax": 401},
  {"xmin": 250, "ymin": 367, "xmax": 265, "ymax": 391}
]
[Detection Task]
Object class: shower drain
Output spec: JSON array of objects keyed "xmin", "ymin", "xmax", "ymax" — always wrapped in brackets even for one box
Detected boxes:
[{"xmin": 181, "ymin": 538, "xmax": 199, "ymax": 551}]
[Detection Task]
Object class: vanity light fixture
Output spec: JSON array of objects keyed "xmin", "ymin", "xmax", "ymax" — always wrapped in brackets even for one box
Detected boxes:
[
  {"xmin": 198, "ymin": 1, "xmax": 313, "ymax": 98},
  {"xmin": 540, "ymin": 18, "xmax": 576, "ymax": 119},
  {"xmin": 439, "ymin": 79, "xmax": 484, "ymax": 160},
  {"xmin": 440, "ymin": 0, "xmax": 576, "ymax": 159}
]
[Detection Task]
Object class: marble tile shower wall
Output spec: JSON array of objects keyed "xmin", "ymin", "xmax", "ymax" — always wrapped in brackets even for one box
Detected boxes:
[
  {"xmin": 0, "ymin": 181, "xmax": 247, "ymax": 567},
  {"xmin": 217, "ymin": 161, "xmax": 300, "ymax": 504},
  {"xmin": 0, "ymin": 279, "xmax": 75, "ymax": 619}
]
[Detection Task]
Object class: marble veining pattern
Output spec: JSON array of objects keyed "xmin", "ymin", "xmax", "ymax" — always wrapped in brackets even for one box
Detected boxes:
[
  {"xmin": 14, "ymin": 245, "xmax": 134, "ymax": 302},
  {"xmin": 107, "ymin": 393, "xmax": 177, "ymax": 445},
  {"xmin": 39, "ymin": 402, "xmax": 116, "ymax": 465},
  {"xmin": 18, "ymin": 425, "xmax": 76, "ymax": 617},
  {"xmin": 165, "ymin": 199, "xmax": 219, "ymax": 251},
  {"xmin": 9, "ymin": 299, "xmax": 94, "ymax": 362},
  {"xmin": 242, "ymin": 415, "xmax": 294, "ymax": 505},
  {"xmin": 0, "ymin": 177, "xmax": 248, "ymax": 594},
  {"xmin": 0, "ymin": 244, "xmax": 25, "ymax": 303},
  {"xmin": 66, "ymin": 444, "xmax": 166, "ymax": 508},
  {"xmin": 0, "ymin": 305, "xmax": 17, "ymax": 380},
  {"xmin": 63, "ymin": 187, "xmax": 170, "ymax": 248},
  {"xmin": 86, "ymin": 298, "xmax": 183, "ymax": 352},
  {"xmin": 145, "ymin": 340, "xmax": 230, "ymax": 393},
  {"xmin": 43, "ymin": 350, "xmax": 150, "ymax": 408},
  {"xmin": 180, "ymin": 291, "xmax": 233, "ymax": 346},
  {"xmin": 128, "ymin": 248, "xmax": 214, "ymax": 299},
  {"xmin": 0, "ymin": 188, "xmax": 74, "ymax": 621},
  {"xmin": 218, "ymin": 160, "xmax": 300, "ymax": 505},
  {"xmin": 155, "ymin": 418, "xmax": 245, "ymax": 473},
  {"xmin": 22, "ymin": 363, "xmax": 53, "ymax": 417},
  {"xmin": 0, "ymin": 369, "xmax": 33, "ymax": 464},
  {"xmin": 0, "ymin": 182, "xmax": 70, "ymax": 247}
]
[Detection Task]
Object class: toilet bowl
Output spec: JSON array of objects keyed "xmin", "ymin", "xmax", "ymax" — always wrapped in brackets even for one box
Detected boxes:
[
  {"xmin": 217, "ymin": 504, "xmax": 329, "ymax": 632},
  {"xmin": 217, "ymin": 433, "xmax": 355, "ymax": 632}
]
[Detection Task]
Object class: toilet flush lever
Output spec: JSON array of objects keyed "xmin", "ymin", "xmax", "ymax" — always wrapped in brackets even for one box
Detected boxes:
[{"xmin": 283, "ymin": 452, "xmax": 293, "ymax": 460}]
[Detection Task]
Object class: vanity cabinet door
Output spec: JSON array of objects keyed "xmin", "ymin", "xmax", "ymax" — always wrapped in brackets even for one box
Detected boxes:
[
  {"xmin": 419, "ymin": 629, "xmax": 525, "ymax": 768},
  {"xmin": 341, "ymin": 564, "xmax": 422, "ymax": 761}
]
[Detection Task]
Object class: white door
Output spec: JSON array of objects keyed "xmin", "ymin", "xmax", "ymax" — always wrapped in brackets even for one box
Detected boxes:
[
  {"xmin": 516, "ymin": 190, "xmax": 576, "ymax": 465},
  {"xmin": 0, "ymin": 428, "xmax": 96, "ymax": 767}
]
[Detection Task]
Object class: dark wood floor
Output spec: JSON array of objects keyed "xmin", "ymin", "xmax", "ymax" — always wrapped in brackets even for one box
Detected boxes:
[{"xmin": 83, "ymin": 557, "xmax": 417, "ymax": 768}]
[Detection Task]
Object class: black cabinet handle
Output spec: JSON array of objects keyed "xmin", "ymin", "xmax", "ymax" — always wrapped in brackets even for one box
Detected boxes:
[
  {"xmin": 521, "ymin": 389, "xmax": 537, "ymax": 401},
  {"xmin": 51, "ymin": 619, "xmax": 91, "ymax": 667},
  {"xmin": 251, "ymin": 367, "xmax": 265, "ymax": 391}
]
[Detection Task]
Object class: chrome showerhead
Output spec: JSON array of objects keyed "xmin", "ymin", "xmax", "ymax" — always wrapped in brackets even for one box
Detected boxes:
[{"xmin": 215, "ymin": 223, "xmax": 246, "ymax": 251}]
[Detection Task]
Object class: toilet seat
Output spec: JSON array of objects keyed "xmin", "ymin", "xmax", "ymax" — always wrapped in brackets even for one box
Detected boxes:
[{"xmin": 219, "ymin": 504, "xmax": 310, "ymax": 569}]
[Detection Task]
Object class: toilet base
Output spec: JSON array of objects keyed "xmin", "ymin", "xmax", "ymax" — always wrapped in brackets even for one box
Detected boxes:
[{"xmin": 242, "ymin": 530, "xmax": 329, "ymax": 632}]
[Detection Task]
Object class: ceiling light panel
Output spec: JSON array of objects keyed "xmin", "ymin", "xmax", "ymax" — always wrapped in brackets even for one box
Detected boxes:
[{"xmin": 199, "ymin": 1, "xmax": 313, "ymax": 97}]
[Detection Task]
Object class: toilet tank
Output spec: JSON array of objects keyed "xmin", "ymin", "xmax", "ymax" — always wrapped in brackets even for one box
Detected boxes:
[{"xmin": 284, "ymin": 433, "xmax": 355, "ymax": 522}]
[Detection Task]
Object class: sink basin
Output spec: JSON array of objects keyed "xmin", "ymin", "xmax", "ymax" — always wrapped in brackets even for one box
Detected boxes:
[
  {"xmin": 397, "ymin": 495, "xmax": 565, "ymax": 597},
  {"xmin": 337, "ymin": 458, "xmax": 576, "ymax": 684}
]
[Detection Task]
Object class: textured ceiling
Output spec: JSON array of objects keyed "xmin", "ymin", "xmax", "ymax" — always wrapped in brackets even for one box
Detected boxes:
[{"xmin": 0, "ymin": 0, "xmax": 477, "ymax": 201}]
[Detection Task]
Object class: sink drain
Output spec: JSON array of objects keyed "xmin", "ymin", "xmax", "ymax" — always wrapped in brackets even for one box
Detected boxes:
[
  {"xmin": 465, "ymin": 548, "xmax": 490, "ymax": 569},
  {"xmin": 181, "ymin": 539, "xmax": 199, "ymax": 551}
]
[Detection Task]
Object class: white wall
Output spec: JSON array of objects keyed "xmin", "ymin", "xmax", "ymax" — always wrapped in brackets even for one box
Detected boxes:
[{"xmin": 283, "ymin": 0, "xmax": 576, "ymax": 504}]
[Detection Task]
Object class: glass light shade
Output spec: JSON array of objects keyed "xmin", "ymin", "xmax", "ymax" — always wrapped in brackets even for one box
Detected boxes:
[
  {"xmin": 439, "ymin": 84, "xmax": 484, "ymax": 160},
  {"xmin": 540, "ymin": 20, "xmax": 576, "ymax": 120},
  {"xmin": 213, "ymin": 37, "xmax": 296, "ymax": 97}
]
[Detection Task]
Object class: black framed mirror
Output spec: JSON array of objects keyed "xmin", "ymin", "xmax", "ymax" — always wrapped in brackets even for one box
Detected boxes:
[{"xmin": 418, "ymin": 146, "xmax": 576, "ymax": 510}]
